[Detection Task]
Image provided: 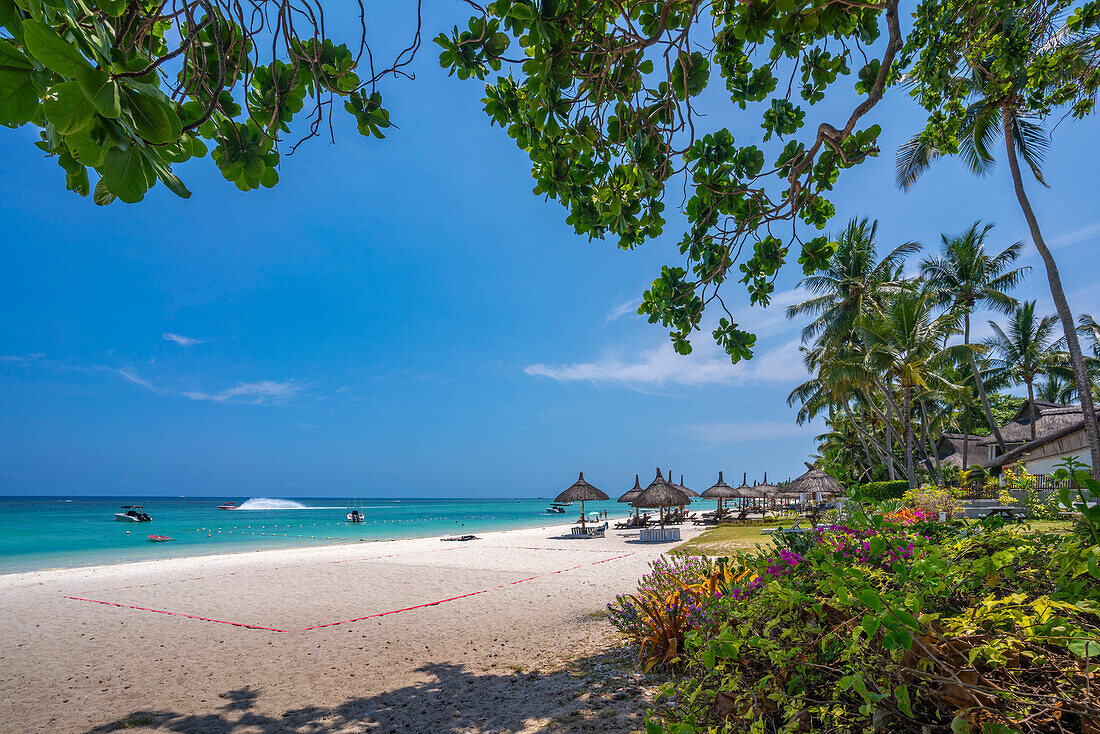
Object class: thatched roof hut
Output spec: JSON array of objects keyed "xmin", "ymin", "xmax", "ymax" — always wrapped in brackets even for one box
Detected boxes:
[
  {"xmin": 700, "ymin": 471, "xmax": 739, "ymax": 500},
  {"xmin": 617, "ymin": 475, "xmax": 643, "ymax": 504},
  {"xmin": 554, "ymin": 472, "xmax": 608, "ymax": 504},
  {"xmin": 787, "ymin": 462, "xmax": 842, "ymax": 498},
  {"xmin": 633, "ymin": 469, "xmax": 688, "ymax": 507},
  {"xmin": 632, "ymin": 469, "xmax": 690, "ymax": 528},
  {"xmin": 674, "ymin": 474, "xmax": 700, "ymax": 498},
  {"xmin": 555, "ymin": 472, "xmax": 608, "ymax": 530},
  {"xmin": 701, "ymin": 471, "xmax": 740, "ymax": 516}
]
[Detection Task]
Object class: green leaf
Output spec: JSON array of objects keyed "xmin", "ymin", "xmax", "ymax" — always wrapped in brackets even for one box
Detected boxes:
[
  {"xmin": 894, "ymin": 684, "xmax": 913, "ymax": 718},
  {"xmin": 43, "ymin": 81, "xmax": 95, "ymax": 134},
  {"xmin": 102, "ymin": 145, "xmax": 153, "ymax": 203},
  {"xmin": 121, "ymin": 86, "xmax": 180, "ymax": 144},
  {"xmin": 150, "ymin": 159, "xmax": 190, "ymax": 199},
  {"xmin": 0, "ymin": 67, "xmax": 37, "ymax": 125},
  {"xmin": 0, "ymin": 39, "xmax": 33, "ymax": 70},
  {"xmin": 75, "ymin": 66, "xmax": 120, "ymax": 119},
  {"xmin": 23, "ymin": 20, "xmax": 93, "ymax": 76},
  {"xmin": 92, "ymin": 177, "xmax": 116, "ymax": 205},
  {"xmin": 859, "ymin": 589, "xmax": 883, "ymax": 612},
  {"xmin": 66, "ymin": 129, "xmax": 107, "ymax": 166}
]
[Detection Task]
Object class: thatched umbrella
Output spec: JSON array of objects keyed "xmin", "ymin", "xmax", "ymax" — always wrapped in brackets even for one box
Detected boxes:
[
  {"xmin": 701, "ymin": 471, "xmax": 739, "ymax": 517},
  {"xmin": 732, "ymin": 476, "xmax": 770, "ymax": 513},
  {"xmin": 618, "ymin": 475, "xmax": 644, "ymax": 519},
  {"xmin": 787, "ymin": 462, "xmax": 842, "ymax": 500},
  {"xmin": 555, "ymin": 472, "xmax": 608, "ymax": 529},
  {"xmin": 675, "ymin": 474, "xmax": 700, "ymax": 498},
  {"xmin": 632, "ymin": 468, "xmax": 690, "ymax": 528}
]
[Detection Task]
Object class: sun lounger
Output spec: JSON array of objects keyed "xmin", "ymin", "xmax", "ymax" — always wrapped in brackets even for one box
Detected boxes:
[
  {"xmin": 587, "ymin": 523, "xmax": 607, "ymax": 538},
  {"xmin": 761, "ymin": 519, "xmax": 804, "ymax": 536}
]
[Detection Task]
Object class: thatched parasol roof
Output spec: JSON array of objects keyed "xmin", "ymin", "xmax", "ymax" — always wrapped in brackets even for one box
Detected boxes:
[
  {"xmin": 786, "ymin": 463, "xmax": 842, "ymax": 497},
  {"xmin": 701, "ymin": 471, "xmax": 740, "ymax": 499},
  {"xmin": 554, "ymin": 472, "xmax": 609, "ymax": 504},
  {"xmin": 733, "ymin": 482, "xmax": 769, "ymax": 499},
  {"xmin": 675, "ymin": 473, "xmax": 700, "ymax": 497},
  {"xmin": 632, "ymin": 468, "xmax": 690, "ymax": 508},
  {"xmin": 617, "ymin": 475, "xmax": 643, "ymax": 504}
]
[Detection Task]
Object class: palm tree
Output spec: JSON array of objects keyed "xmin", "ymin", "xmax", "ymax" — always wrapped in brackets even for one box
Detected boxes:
[
  {"xmin": 786, "ymin": 218, "xmax": 919, "ymax": 352},
  {"xmin": 857, "ymin": 290, "xmax": 968, "ymax": 488},
  {"xmin": 1036, "ymin": 373, "xmax": 1075, "ymax": 404},
  {"xmin": 985, "ymin": 302, "xmax": 1062, "ymax": 440},
  {"xmin": 920, "ymin": 221, "xmax": 1027, "ymax": 457},
  {"xmin": 896, "ymin": 6, "xmax": 1100, "ymax": 472}
]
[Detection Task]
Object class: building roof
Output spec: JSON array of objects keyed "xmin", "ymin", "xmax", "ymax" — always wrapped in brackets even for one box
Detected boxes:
[
  {"xmin": 936, "ymin": 432, "xmax": 991, "ymax": 469},
  {"xmin": 988, "ymin": 410, "xmax": 1100, "ymax": 469},
  {"xmin": 978, "ymin": 402, "xmax": 1084, "ymax": 446}
]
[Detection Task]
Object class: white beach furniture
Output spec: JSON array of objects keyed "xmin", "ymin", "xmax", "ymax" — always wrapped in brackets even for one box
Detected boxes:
[{"xmin": 639, "ymin": 527, "xmax": 681, "ymax": 542}]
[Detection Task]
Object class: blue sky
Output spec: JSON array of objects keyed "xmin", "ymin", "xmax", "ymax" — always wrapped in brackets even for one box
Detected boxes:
[{"xmin": 2, "ymin": 2, "xmax": 1099, "ymax": 497}]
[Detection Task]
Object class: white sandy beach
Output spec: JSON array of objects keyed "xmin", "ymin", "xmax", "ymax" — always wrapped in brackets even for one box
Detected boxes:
[{"xmin": 0, "ymin": 520, "xmax": 704, "ymax": 734}]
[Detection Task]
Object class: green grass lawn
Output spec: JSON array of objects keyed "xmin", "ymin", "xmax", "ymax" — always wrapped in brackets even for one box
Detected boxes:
[
  {"xmin": 674, "ymin": 520, "xmax": 798, "ymax": 556},
  {"xmin": 1011, "ymin": 519, "xmax": 1074, "ymax": 533},
  {"xmin": 674, "ymin": 518, "xmax": 1076, "ymax": 557}
]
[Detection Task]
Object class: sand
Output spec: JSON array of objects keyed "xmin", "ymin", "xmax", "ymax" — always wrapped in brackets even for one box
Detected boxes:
[{"xmin": 0, "ymin": 520, "xmax": 704, "ymax": 733}]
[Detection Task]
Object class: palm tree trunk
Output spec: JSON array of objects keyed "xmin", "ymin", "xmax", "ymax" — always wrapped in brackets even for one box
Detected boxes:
[
  {"xmin": 1002, "ymin": 105, "xmax": 1100, "ymax": 474},
  {"xmin": 965, "ymin": 312, "xmax": 1007, "ymax": 453},
  {"xmin": 848, "ymin": 400, "xmax": 907, "ymax": 476},
  {"xmin": 916, "ymin": 400, "xmax": 940, "ymax": 483},
  {"xmin": 883, "ymin": 388, "xmax": 897, "ymax": 480},
  {"xmin": 903, "ymin": 381, "xmax": 915, "ymax": 488},
  {"xmin": 1027, "ymin": 379, "xmax": 1036, "ymax": 441},
  {"xmin": 845, "ymin": 404, "xmax": 878, "ymax": 472},
  {"xmin": 961, "ymin": 405, "xmax": 969, "ymax": 469}
]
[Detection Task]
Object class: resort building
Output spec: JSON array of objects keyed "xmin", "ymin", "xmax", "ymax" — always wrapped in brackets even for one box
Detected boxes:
[{"xmin": 936, "ymin": 399, "xmax": 1096, "ymax": 475}]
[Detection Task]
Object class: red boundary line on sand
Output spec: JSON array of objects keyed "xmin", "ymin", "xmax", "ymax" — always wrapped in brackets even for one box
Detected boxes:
[
  {"xmin": 64, "ymin": 552, "xmax": 637, "ymax": 633},
  {"xmin": 303, "ymin": 552, "xmax": 636, "ymax": 630},
  {"xmin": 63, "ymin": 597, "xmax": 293, "ymax": 632}
]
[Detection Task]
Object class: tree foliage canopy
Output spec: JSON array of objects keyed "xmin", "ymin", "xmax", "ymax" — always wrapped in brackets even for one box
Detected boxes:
[{"xmin": 3, "ymin": 0, "xmax": 1099, "ymax": 361}]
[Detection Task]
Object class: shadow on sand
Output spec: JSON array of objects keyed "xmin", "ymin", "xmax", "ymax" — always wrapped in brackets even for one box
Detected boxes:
[{"xmin": 85, "ymin": 651, "xmax": 649, "ymax": 734}]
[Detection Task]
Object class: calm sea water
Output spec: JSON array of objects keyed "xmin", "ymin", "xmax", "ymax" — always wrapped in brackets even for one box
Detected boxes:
[{"xmin": 0, "ymin": 496, "xmax": 677, "ymax": 574}]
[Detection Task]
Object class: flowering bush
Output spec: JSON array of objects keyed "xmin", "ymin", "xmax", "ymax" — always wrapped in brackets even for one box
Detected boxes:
[
  {"xmin": 627, "ymin": 516, "xmax": 1100, "ymax": 734},
  {"xmin": 881, "ymin": 507, "xmax": 930, "ymax": 526},
  {"xmin": 902, "ymin": 483, "xmax": 964, "ymax": 519}
]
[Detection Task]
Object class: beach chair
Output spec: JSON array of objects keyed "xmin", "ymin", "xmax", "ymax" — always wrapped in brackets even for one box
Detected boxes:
[
  {"xmin": 761, "ymin": 519, "xmax": 804, "ymax": 536},
  {"xmin": 587, "ymin": 522, "xmax": 607, "ymax": 538}
]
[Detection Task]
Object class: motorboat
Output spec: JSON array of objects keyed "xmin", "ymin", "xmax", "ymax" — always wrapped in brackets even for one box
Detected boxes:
[
  {"xmin": 217, "ymin": 502, "xmax": 238, "ymax": 510},
  {"xmin": 114, "ymin": 505, "xmax": 152, "ymax": 522},
  {"xmin": 148, "ymin": 534, "xmax": 174, "ymax": 542},
  {"xmin": 347, "ymin": 500, "xmax": 365, "ymax": 523},
  {"xmin": 546, "ymin": 503, "xmax": 570, "ymax": 513}
]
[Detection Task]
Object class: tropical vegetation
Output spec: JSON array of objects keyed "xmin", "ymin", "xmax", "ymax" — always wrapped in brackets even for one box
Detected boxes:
[
  {"xmin": 3, "ymin": 0, "xmax": 1100, "ymax": 382},
  {"xmin": 608, "ymin": 461, "xmax": 1100, "ymax": 733},
  {"xmin": 785, "ymin": 214, "xmax": 1095, "ymax": 491}
]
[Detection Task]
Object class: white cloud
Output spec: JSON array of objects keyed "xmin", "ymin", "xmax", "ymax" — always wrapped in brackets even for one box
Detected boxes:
[
  {"xmin": 0, "ymin": 352, "xmax": 45, "ymax": 363},
  {"xmin": 525, "ymin": 337, "xmax": 807, "ymax": 390},
  {"xmin": 1049, "ymin": 221, "xmax": 1100, "ymax": 250},
  {"xmin": 606, "ymin": 298, "xmax": 642, "ymax": 322},
  {"xmin": 116, "ymin": 368, "xmax": 159, "ymax": 393},
  {"xmin": 670, "ymin": 420, "xmax": 818, "ymax": 445},
  {"xmin": 526, "ymin": 286, "xmax": 812, "ymax": 391},
  {"xmin": 163, "ymin": 332, "xmax": 203, "ymax": 346},
  {"xmin": 184, "ymin": 380, "xmax": 303, "ymax": 405}
]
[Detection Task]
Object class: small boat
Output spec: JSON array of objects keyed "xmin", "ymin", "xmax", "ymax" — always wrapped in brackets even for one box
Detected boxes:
[
  {"xmin": 148, "ymin": 534, "xmax": 174, "ymax": 542},
  {"xmin": 114, "ymin": 505, "xmax": 152, "ymax": 522},
  {"xmin": 217, "ymin": 502, "xmax": 238, "ymax": 510},
  {"xmin": 347, "ymin": 499, "xmax": 365, "ymax": 523},
  {"xmin": 546, "ymin": 503, "xmax": 570, "ymax": 514}
]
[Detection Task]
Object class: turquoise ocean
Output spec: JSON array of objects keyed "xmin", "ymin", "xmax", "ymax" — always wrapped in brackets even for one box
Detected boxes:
[{"xmin": 0, "ymin": 496, "xmax": 686, "ymax": 574}]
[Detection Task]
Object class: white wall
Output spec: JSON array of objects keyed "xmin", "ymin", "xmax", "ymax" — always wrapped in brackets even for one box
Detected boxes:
[{"xmin": 1024, "ymin": 450, "xmax": 1091, "ymax": 475}]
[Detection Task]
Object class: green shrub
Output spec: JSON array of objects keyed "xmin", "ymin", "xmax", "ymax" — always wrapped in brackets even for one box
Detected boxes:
[{"xmin": 856, "ymin": 480, "xmax": 908, "ymax": 501}]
